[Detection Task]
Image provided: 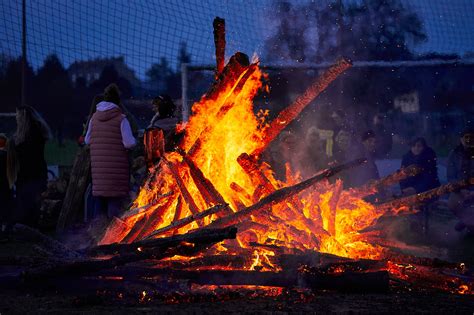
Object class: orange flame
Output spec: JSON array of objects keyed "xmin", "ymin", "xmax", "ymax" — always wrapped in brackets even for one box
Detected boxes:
[{"xmin": 105, "ymin": 61, "xmax": 424, "ymax": 268}]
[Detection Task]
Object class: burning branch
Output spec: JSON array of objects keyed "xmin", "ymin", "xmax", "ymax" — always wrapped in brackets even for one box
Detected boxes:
[
  {"xmin": 180, "ymin": 150, "xmax": 232, "ymax": 215},
  {"xmin": 377, "ymin": 178, "xmax": 473, "ymax": 214},
  {"xmin": 251, "ymin": 58, "xmax": 352, "ymax": 158},
  {"xmin": 328, "ymin": 180, "xmax": 343, "ymax": 236},
  {"xmin": 237, "ymin": 152, "xmax": 276, "ymax": 194},
  {"xmin": 162, "ymin": 157, "xmax": 201, "ymax": 217},
  {"xmin": 206, "ymin": 159, "xmax": 366, "ymax": 229},
  {"xmin": 204, "ymin": 52, "xmax": 250, "ymax": 101},
  {"xmin": 146, "ymin": 204, "xmax": 229, "ymax": 238}
]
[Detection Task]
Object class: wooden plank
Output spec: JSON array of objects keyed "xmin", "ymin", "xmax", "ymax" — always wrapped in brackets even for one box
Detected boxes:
[{"xmin": 56, "ymin": 146, "xmax": 90, "ymax": 233}]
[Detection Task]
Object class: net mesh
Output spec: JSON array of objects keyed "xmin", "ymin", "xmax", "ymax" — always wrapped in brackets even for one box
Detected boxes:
[
  {"xmin": 0, "ymin": 1, "xmax": 472, "ymax": 136},
  {"xmin": 1, "ymin": 0, "xmax": 473, "ymax": 78}
]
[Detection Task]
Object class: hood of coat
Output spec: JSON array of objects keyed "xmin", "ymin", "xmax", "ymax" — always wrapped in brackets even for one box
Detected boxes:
[{"xmin": 94, "ymin": 101, "xmax": 123, "ymax": 122}]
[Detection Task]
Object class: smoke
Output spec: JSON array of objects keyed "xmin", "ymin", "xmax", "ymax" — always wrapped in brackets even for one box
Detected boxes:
[{"xmin": 372, "ymin": 203, "xmax": 469, "ymax": 261}]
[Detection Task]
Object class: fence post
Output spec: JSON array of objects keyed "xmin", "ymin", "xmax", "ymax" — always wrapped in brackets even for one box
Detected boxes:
[{"xmin": 181, "ymin": 63, "xmax": 189, "ymax": 121}]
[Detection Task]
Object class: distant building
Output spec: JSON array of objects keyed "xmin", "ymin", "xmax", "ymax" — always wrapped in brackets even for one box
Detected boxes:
[{"xmin": 67, "ymin": 56, "xmax": 140, "ymax": 88}]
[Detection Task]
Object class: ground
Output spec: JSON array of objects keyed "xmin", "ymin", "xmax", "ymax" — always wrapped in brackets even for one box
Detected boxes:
[
  {"xmin": 0, "ymin": 203, "xmax": 473, "ymax": 314},
  {"xmin": 0, "ymin": 291, "xmax": 473, "ymax": 314}
]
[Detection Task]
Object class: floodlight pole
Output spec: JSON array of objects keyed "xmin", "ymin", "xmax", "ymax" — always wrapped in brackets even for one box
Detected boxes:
[{"xmin": 21, "ymin": 0, "xmax": 27, "ymax": 107}]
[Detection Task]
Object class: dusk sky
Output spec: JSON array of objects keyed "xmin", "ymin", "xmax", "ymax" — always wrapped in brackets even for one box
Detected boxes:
[{"xmin": 1, "ymin": 0, "xmax": 473, "ymax": 80}]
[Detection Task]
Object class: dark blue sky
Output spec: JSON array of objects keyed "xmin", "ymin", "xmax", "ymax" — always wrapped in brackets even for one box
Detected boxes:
[{"xmin": 1, "ymin": 0, "xmax": 473, "ymax": 80}]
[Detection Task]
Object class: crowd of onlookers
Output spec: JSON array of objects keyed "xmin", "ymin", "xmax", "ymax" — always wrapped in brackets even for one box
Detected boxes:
[
  {"xmin": 0, "ymin": 83, "xmax": 473, "ymax": 238},
  {"xmin": 266, "ymin": 109, "xmax": 473, "ymax": 234}
]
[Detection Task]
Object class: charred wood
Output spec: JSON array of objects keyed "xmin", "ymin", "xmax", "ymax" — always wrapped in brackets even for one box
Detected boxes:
[
  {"xmin": 25, "ymin": 227, "xmax": 237, "ymax": 280},
  {"xmin": 377, "ymin": 178, "xmax": 473, "ymax": 214},
  {"xmin": 213, "ymin": 17, "xmax": 226, "ymax": 76}
]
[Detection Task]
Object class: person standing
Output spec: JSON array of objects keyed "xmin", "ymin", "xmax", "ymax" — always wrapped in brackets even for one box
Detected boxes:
[
  {"xmin": 0, "ymin": 134, "xmax": 14, "ymax": 234},
  {"xmin": 84, "ymin": 84, "xmax": 136, "ymax": 219},
  {"xmin": 447, "ymin": 128, "xmax": 474, "ymax": 233},
  {"xmin": 299, "ymin": 126, "xmax": 329, "ymax": 178},
  {"xmin": 400, "ymin": 137, "xmax": 440, "ymax": 195},
  {"xmin": 10, "ymin": 106, "xmax": 51, "ymax": 227},
  {"xmin": 400, "ymin": 137, "xmax": 440, "ymax": 234},
  {"xmin": 144, "ymin": 95, "xmax": 182, "ymax": 168}
]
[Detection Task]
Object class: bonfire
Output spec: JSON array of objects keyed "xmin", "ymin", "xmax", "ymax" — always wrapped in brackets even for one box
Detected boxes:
[{"xmin": 26, "ymin": 18, "xmax": 472, "ymax": 297}]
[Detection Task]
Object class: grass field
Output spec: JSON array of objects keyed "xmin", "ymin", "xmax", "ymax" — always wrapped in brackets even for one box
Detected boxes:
[{"xmin": 45, "ymin": 139, "xmax": 79, "ymax": 166}]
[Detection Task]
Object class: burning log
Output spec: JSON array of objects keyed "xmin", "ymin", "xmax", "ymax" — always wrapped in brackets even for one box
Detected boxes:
[
  {"xmin": 237, "ymin": 153, "xmax": 276, "ymax": 194},
  {"xmin": 213, "ymin": 17, "xmax": 226, "ymax": 76},
  {"xmin": 230, "ymin": 182, "xmax": 252, "ymax": 202},
  {"xmin": 180, "ymin": 151, "xmax": 232, "ymax": 215},
  {"xmin": 88, "ymin": 226, "xmax": 237, "ymax": 256},
  {"xmin": 132, "ymin": 194, "xmax": 178, "ymax": 242},
  {"xmin": 204, "ymin": 52, "xmax": 249, "ymax": 101},
  {"xmin": 56, "ymin": 146, "xmax": 91, "ymax": 233},
  {"xmin": 251, "ymin": 58, "xmax": 352, "ymax": 158},
  {"xmin": 172, "ymin": 196, "xmax": 183, "ymax": 225},
  {"xmin": 146, "ymin": 204, "xmax": 229, "ymax": 238},
  {"xmin": 161, "ymin": 254, "xmax": 252, "ymax": 270},
  {"xmin": 119, "ymin": 193, "xmax": 178, "ymax": 244},
  {"xmin": 120, "ymin": 214, "xmax": 149, "ymax": 244},
  {"xmin": 328, "ymin": 180, "xmax": 343, "ymax": 236},
  {"xmin": 92, "ymin": 266, "xmax": 389, "ymax": 293},
  {"xmin": 162, "ymin": 157, "xmax": 201, "ymax": 217},
  {"xmin": 121, "ymin": 191, "xmax": 174, "ymax": 220},
  {"xmin": 377, "ymin": 178, "xmax": 473, "ymax": 214},
  {"xmin": 98, "ymin": 188, "xmax": 174, "ymax": 245},
  {"xmin": 205, "ymin": 159, "xmax": 366, "ymax": 229},
  {"xmin": 25, "ymin": 227, "xmax": 237, "ymax": 280},
  {"xmin": 98, "ymin": 216, "xmax": 132, "ymax": 246}
]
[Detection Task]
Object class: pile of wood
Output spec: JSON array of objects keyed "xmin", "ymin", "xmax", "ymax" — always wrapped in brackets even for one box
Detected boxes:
[
  {"xmin": 39, "ymin": 174, "xmax": 69, "ymax": 229},
  {"xmin": 3, "ymin": 224, "xmax": 471, "ymax": 296}
]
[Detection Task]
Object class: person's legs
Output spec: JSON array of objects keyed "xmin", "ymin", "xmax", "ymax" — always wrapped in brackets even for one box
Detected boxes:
[
  {"xmin": 449, "ymin": 192, "xmax": 467, "ymax": 231},
  {"xmin": 107, "ymin": 197, "xmax": 123, "ymax": 218},
  {"xmin": 15, "ymin": 180, "xmax": 45, "ymax": 227},
  {"xmin": 92, "ymin": 196, "xmax": 107, "ymax": 219}
]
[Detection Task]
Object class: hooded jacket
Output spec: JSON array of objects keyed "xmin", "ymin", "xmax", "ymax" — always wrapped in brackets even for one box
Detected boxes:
[{"xmin": 85, "ymin": 101, "xmax": 136, "ymax": 197}]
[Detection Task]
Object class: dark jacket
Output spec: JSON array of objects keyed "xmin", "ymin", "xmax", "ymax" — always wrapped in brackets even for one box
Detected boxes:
[
  {"xmin": 15, "ymin": 125, "xmax": 47, "ymax": 184},
  {"xmin": 400, "ymin": 147, "xmax": 440, "ymax": 193},
  {"xmin": 0, "ymin": 150, "xmax": 9, "ymax": 192},
  {"xmin": 447, "ymin": 144, "xmax": 474, "ymax": 182}
]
